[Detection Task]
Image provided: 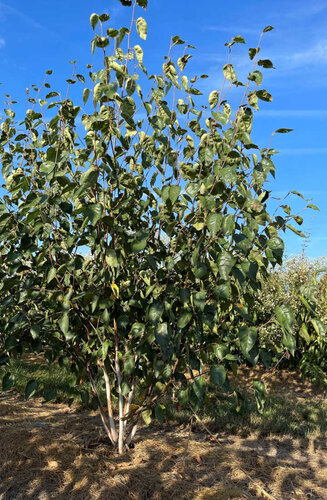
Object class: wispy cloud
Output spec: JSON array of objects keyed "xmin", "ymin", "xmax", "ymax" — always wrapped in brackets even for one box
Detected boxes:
[
  {"xmin": 0, "ymin": 36, "xmax": 5, "ymax": 48},
  {"xmin": 281, "ymin": 147, "xmax": 327, "ymax": 155},
  {"xmin": 258, "ymin": 109, "xmax": 327, "ymax": 118},
  {"xmin": 280, "ymin": 40, "xmax": 327, "ymax": 68},
  {"xmin": 204, "ymin": 38, "xmax": 327, "ymax": 73},
  {"xmin": 282, "ymin": 1, "xmax": 327, "ymax": 19},
  {"xmin": 0, "ymin": 3, "xmax": 46, "ymax": 31},
  {"xmin": 106, "ymin": 4, "xmax": 124, "ymax": 24},
  {"xmin": 202, "ymin": 25, "xmax": 260, "ymax": 36}
]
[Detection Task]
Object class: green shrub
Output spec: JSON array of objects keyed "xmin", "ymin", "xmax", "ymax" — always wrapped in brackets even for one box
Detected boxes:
[{"xmin": 256, "ymin": 254, "xmax": 327, "ymax": 383}]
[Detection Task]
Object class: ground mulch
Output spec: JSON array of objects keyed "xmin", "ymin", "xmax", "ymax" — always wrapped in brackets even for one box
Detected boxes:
[{"xmin": 0, "ymin": 375, "xmax": 327, "ymax": 499}]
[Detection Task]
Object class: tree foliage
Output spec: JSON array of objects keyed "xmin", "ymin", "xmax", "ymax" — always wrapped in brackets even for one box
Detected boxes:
[{"xmin": 0, "ymin": 2, "xmax": 313, "ymax": 453}]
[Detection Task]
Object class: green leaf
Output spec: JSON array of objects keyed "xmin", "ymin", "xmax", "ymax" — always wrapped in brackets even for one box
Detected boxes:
[
  {"xmin": 218, "ymin": 251, "xmax": 235, "ymax": 280},
  {"xmin": 99, "ymin": 13, "xmax": 110, "ymax": 22},
  {"xmin": 47, "ymin": 267, "xmax": 57, "ymax": 284},
  {"xmin": 131, "ymin": 323, "xmax": 145, "ymax": 337},
  {"xmin": 177, "ymin": 308, "xmax": 192, "ymax": 329},
  {"xmin": 2, "ymin": 373, "xmax": 14, "ymax": 391},
  {"xmin": 311, "ymin": 318, "xmax": 325, "ymax": 336},
  {"xmin": 136, "ymin": 17, "xmax": 147, "ymax": 40},
  {"xmin": 232, "ymin": 35, "xmax": 245, "ymax": 44},
  {"xmin": 212, "ymin": 111, "xmax": 227, "ymax": 125},
  {"xmin": 210, "ymin": 365, "xmax": 226, "ymax": 386},
  {"xmin": 199, "ymin": 146, "xmax": 213, "ymax": 166},
  {"xmin": 136, "ymin": 0, "xmax": 148, "ymax": 8},
  {"xmin": 257, "ymin": 59, "xmax": 274, "ymax": 69},
  {"xmin": 25, "ymin": 380, "xmax": 38, "ymax": 400},
  {"xmin": 134, "ymin": 45, "xmax": 144, "ymax": 66},
  {"xmin": 58, "ymin": 313, "xmax": 69, "ymax": 336},
  {"xmin": 238, "ymin": 326, "xmax": 257, "ymax": 356},
  {"xmin": 222, "ymin": 214, "xmax": 235, "ymax": 235},
  {"xmin": 192, "ymin": 375, "xmax": 206, "ymax": 402},
  {"xmin": 124, "ymin": 356, "xmax": 135, "ymax": 375},
  {"xmin": 148, "ymin": 303, "xmax": 164, "ymax": 324},
  {"xmin": 155, "ymin": 323, "xmax": 172, "ymax": 359},
  {"xmin": 43, "ymin": 388, "xmax": 57, "ymax": 402},
  {"xmin": 263, "ymin": 25, "xmax": 274, "ymax": 32},
  {"xmin": 178, "ymin": 388, "xmax": 189, "ymax": 406},
  {"xmin": 80, "ymin": 167, "xmax": 98, "ymax": 188},
  {"xmin": 248, "ymin": 70, "xmax": 263, "ymax": 85},
  {"xmin": 30, "ymin": 325, "xmax": 41, "ymax": 339},
  {"xmin": 307, "ymin": 204, "xmax": 319, "ymax": 211},
  {"xmin": 282, "ymin": 332, "xmax": 296, "ymax": 356},
  {"xmin": 299, "ymin": 324, "xmax": 311, "ymax": 344},
  {"xmin": 223, "ymin": 64, "xmax": 236, "ymax": 82},
  {"xmin": 126, "ymin": 78, "xmax": 136, "ymax": 96},
  {"xmin": 169, "ymin": 185, "xmax": 181, "ymax": 205},
  {"xmin": 256, "ymin": 89, "xmax": 272, "ymax": 102},
  {"xmin": 154, "ymin": 404, "xmax": 165, "ymax": 424},
  {"xmin": 193, "ymin": 291, "xmax": 206, "ymax": 311},
  {"xmin": 207, "ymin": 213, "xmax": 222, "ymax": 237},
  {"xmin": 102, "ymin": 340, "xmax": 110, "ymax": 359},
  {"xmin": 106, "ymin": 250, "xmax": 118, "ymax": 268},
  {"xmin": 172, "ymin": 35, "xmax": 185, "ymax": 46},
  {"xmin": 275, "ymin": 305, "xmax": 294, "ymax": 333},
  {"xmin": 291, "ymin": 190, "xmax": 304, "ymax": 199},
  {"xmin": 214, "ymin": 283, "xmax": 230, "ymax": 299},
  {"xmin": 83, "ymin": 88, "xmax": 90, "ymax": 105},
  {"xmin": 209, "ymin": 90, "xmax": 219, "ymax": 109},
  {"xmin": 85, "ymin": 203, "xmax": 103, "ymax": 224},
  {"xmin": 131, "ymin": 230, "xmax": 149, "ymax": 253},
  {"xmin": 275, "ymin": 128, "xmax": 293, "ymax": 134},
  {"xmin": 103, "ymin": 82, "xmax": 118, "ymax": 99},
  {"xmin": 142, "ymin": 408, "xmax": 152, "ymax": 425},
  {"xmin": 286, "ymin": 224, "xmax": 306, "ymax": 237},
  {"xmin": 253, "ymin": 380, "xmax": 266, "ymax": 413},
  {"xmin": 248, "ymin": 47, "xmax": 259, "ymax": 60},
  {"xmin": 90, "ymin": 13, "xmax": 99, "ymax": 30}
]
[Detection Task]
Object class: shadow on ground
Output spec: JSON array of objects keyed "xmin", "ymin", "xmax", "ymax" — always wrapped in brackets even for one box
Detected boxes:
[{"xmin": 1, "ymin": 392, "xmax": 327, "ymax": 500}]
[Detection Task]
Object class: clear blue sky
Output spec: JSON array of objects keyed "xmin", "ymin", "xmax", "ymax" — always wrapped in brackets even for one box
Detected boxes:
[{"xmin": 0, "ymin": 0, "xmax": 326, "ymax": 258}]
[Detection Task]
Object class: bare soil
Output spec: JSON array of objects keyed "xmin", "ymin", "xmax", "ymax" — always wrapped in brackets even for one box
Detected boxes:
[{"xmin": 0, "ymin": 371, "xmax": 327, "ymax": 500}]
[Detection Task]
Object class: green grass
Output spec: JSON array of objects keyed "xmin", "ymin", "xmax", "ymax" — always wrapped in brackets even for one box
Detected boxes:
[
  {"xmin": 0, "ymin": 355, "xmax": 90, "ymax": 404},
  {"xmin": 1, "ymin": 356, "xmax": 327, "ymax": 438},
  {"xmin": 164, "ymin": 384, "xmax": 327, "ymax": 438},
  {"xmin": 165, "ymin": 393, "xmax": 327, "ymax": 438}
]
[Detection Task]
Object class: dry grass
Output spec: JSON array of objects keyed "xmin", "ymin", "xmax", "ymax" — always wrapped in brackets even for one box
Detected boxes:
[{"xmin": 1, "ymin": 380, "xmax": 327, "ymax": 500}]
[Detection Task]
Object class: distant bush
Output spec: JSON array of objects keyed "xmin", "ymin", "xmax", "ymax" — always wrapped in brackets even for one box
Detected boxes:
[{"xmin": 255, "ymin": 255, "xmax": 327, "ymax": 383}]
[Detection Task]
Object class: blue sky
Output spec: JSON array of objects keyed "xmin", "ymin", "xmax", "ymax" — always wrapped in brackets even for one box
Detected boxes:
[{"xmin": 0, "ymin": 0, "xmax": 326, "ymax": 258}]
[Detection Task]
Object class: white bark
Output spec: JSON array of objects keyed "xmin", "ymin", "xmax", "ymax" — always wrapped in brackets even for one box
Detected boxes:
[
  {"xmin": 86, "ymin": 367, "xmax": 115, "ymax": 446},
  {"xmin": 102, "ymin": 364, "xmax": 118, "ymax": 443}
]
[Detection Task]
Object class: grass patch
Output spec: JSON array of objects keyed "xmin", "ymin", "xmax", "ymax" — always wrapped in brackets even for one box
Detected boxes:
[
  {"xmin": 0, "ymin": 355, "xmax": 88, "ymax": 404},
  {"xmin": 166, "ymin": 392, "xmax": 327, "ymax": 438},
  {"xmin": 1, "ymin": 356, "xmax": 327, "ymax": 439},
  {"xmin": 164, "ymin": 368, "xmax": 327, "ymax": 438}
]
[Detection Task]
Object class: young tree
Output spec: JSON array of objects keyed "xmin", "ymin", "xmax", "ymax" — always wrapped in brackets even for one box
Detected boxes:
[{"xmin": 0, "ymin": 0, "xmax": 313, "ymax": 453}]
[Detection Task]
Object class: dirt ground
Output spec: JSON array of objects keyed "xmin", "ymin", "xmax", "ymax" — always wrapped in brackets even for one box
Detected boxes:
[{"xmin": 0, "ymin": 375, "xmax": 327, "ymax": 500}]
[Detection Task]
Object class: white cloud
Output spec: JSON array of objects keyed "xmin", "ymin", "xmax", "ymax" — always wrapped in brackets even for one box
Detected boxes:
[
  {"xmin": 281, "ymin": 40, "xmax": 327, "ymax": 68},
  {"xmin": 0, "ymin": 36, "xmax": 5, "ymax": 48}
]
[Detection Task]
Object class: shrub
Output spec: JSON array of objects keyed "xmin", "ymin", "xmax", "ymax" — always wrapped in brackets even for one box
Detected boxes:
[{"xmin": 256, "ymin": 254, "xmax": 327, "ymax": 383}]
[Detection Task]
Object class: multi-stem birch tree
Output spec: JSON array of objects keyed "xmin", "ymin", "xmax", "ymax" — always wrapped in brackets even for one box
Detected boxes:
[{"xmin": 0, "ymin": 0, "xmax": 312, "ymax": 453}]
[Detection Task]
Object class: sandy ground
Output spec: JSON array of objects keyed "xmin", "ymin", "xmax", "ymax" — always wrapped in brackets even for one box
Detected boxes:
[{"xmin": 0, "ymin": 388, "xmax": 327, "ymax": 500}]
